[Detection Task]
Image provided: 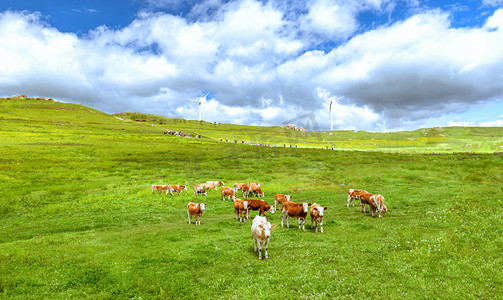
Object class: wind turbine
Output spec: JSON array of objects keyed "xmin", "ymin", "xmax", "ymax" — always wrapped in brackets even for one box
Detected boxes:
[
  {"xmin": 188, "ymin": 91, "xmax": 210, "ymax": 121},
  {"xmin": 324, "ymin": 95, "xmax": 343, "ymax": 131}
]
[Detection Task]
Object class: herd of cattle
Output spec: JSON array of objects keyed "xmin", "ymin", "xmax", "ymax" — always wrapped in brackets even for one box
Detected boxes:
[{"xmin": 151, "ymin": 182, "xmax": 387, "ymax": 260}]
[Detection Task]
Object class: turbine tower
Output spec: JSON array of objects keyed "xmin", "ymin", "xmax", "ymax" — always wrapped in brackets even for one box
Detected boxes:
[
  {"xmin": 324, "ymin": 95, "xmax": 343, "ymax": 131},
  {"xmin": 188, "ymin": 91, "xmax": 210, "ymax": 121}
]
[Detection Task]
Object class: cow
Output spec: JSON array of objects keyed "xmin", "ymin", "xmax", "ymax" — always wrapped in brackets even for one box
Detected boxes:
[
  {"xmin": 347, "ymin": 189, "xmax": 367, "ymax": 207},
  {"xmin": 151, "ymin": 185, "xmax": 170, "ymax": 193},
  {"xmin": 241, "ymin": 184, "xmax": 250, "ymax": 197},
  {"xmin": 251, "ymin": 215, "xmax": 276, "ymax": 260},
  {"xmin": 233, "ymin": 183, "xmax": 246, "ymax": 194},
  {"xmin": 200, "ymin": 182, "xmax": 217, "ymax": 191},
  {"xmin": 193, "ymin": 185, "xmax": 207, "ymax": 196},
  {"xmin": 221, "ymin": 186, "xmax": 236, "ymax": 201},
  {"xmin": 360, "ymin": 192, "xmax": 387, "ymax": 217},
  {"xmin": 247, "ymin": 185, "xmax": 264, "ymax": 197},
  {"xmin": 167, "ymin": 185, "xmax": 187, "ymax": 196},
  {"xmin": 281, "ymin": 201, "xmax": 312, "ymax": 230},
  {"xmin": 248, "ymin": 182, "xmax": 261, "ymax": 190},
  {"xmin": 207, "ymin": 181, "xmax": 225, "ymax": 187},
  {"xmin": 187, "ymin": 202, "xmax": 206, "ymax": 225},
  {"xmin": 274, "ymin": 193, "xmax": 291, "ymax": 210},
  {"xmin": 234, "ymin": 198, "xmax": 249, "ymax": 222},
  {"xmin": 245, "ymin": 198, "xmax": 275, "ymax": 219},
  {"xmin": 371, "ymin": 194, "xmax": 387, "ymax": 218},
  {"xmin": 310, "ymin": 203, "xmax": 328, "ymax": 233}
]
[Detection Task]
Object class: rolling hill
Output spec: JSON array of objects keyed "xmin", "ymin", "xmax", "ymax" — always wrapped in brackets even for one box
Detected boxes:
[{"xmin": 1, "ymin": 97, "xmax": 502, "ymax": 299}]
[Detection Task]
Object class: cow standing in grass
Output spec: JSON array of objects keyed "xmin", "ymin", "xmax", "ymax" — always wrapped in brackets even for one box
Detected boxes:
[
  {"xmin": 245, "ymin": 199, "xmax": 275, "ymax": 219},
  {"xmin": 233, "ymin": 183, "xmax": 246, "ymax": 194},
  {"xmin": 152, "ymin": 185, "xmax": 171, "ymax": 193},
  {"xmin": 274, "ymin": 193, "xmax": 291, "ymax": 210},
  {"xmin": 234, "ymin": 199, "xmax": 249, "ymax": 222},
  {"xmin": 221, "ymin": 186, "xmax": 235, "ymax": 201},
  {"xmin": 281, "ymin": 201, "xmax": 311, "ymax": 230},
  {"xmin": 193, "ymin": 185, "xmax": 207, "ymax": 196},
  {"xmin": 310, "ymin": 203, "xmax": 328, "ymax": 233},
  {"xmin": 251, "ymin": 215, "xmax": 276, "ymax": 260},
  {"xmin": 167, "ymin": 185, "xmax": 187, "ymax": 196},
  {"xmin": 347, "ymin": 189, "xmax": 367, "ymax": 207},
  {"xmin": 200, "ymin": 182, "xmax": 217, "ymax": 191},
  {"xmin": 187, "ymin": 202, "xmax": 206, "ymax": 225},
  {"xmin": 207, "ymin": 181, "xmax": 225, "ymax": 187},
  {"xmin": 360, "ymin": 192, "xmax": 387, "ymax": 217}
]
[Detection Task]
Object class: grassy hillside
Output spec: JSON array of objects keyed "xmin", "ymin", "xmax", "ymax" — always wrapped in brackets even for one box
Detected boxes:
[
  {"xmin": 1, "ymin": 97, "xmax": 503, "ymax": 299},
  {"xmin": 115, "ymin": 111, "xmax": 503, "ymax": 153}
]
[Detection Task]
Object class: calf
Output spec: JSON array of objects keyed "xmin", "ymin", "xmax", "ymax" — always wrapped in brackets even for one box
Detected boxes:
[
  {"xmin": 281, "ymin": 201, "xmax": 312, "ymax": 230},
  {"xmin": 251, "ymin": 215, "xmax": 276, "ymax": 260},
  {"xmin": 187, "ymin": 202, "xmax": 206, "ymax": 225},
  {"xmin": 310, "ymin": 203, "xmax": 328, "ymax": 233},
  {"xmin": 221, "ymin": 186, "xmax": 235, "ymax": 201},
  {"xmin": 347, "ymin": 189, "xmax": 367, "ymax": 207},
  {"xmin": 245, "ymin": 198, "xmax": 275, "ymax": 219},
  {"xmin": 274, "ymin": 193, "xmax": 291, "ymax": 210},
  {"xmin": 234, "ymin": 198, "xmax": 249, "ymax": 222},
  {"xmin": 193, "ymin": 185, "xmax": 207, "ymax": 196},
  {"xmin": 167, "ymin": 185, "xmax": 187, "ymax": 196}
]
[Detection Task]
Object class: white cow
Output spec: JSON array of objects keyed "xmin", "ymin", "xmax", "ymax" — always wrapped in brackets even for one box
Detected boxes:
[{"xmin": 251, "ymin": 215, "xmax": 276, "ymax": 260}]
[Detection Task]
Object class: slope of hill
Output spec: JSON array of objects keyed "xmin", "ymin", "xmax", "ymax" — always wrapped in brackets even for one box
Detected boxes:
[
  {"xmin": 1, "ymin": 97, "xmax": 502, "ymax": 299},
  {"xmin": 114, "ymin": 111, "xmax": 503, "ymax": 153}
]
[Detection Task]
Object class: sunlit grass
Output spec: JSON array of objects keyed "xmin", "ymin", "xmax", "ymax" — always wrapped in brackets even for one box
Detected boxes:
[{"xmin": 1, "ymin": 97, "xmax": 502, "ymax": 298}]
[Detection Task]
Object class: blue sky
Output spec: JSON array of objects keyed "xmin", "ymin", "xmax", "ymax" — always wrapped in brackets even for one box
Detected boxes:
[{"xmin": 1, "ymin": 0, "xmax": 503, "ymax": 131}]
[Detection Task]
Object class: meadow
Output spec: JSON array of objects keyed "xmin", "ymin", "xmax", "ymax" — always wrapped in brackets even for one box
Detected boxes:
[{"xmin": 1, "ymin": 97, "xmax": 502, "ymax": 299}]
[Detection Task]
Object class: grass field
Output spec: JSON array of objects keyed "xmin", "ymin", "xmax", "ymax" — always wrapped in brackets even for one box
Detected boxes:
[{"xmin": 1, "ymin": 97, "xmax": 503, "ymax": 299}]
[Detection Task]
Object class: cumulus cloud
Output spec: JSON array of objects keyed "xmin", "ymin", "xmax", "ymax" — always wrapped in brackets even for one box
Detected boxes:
[{"xmin": 1, "ymin": 2, "xmax": 503, "ymax": 131}]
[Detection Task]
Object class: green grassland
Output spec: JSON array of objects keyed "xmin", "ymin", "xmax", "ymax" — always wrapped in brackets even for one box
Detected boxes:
[
  {"xmin": 115, "ymin": 111, "xmax": 503, "ymax": 153},
  {"xmin": 1, "ymin": 97, "xmax": 503, "ymax": 299}
]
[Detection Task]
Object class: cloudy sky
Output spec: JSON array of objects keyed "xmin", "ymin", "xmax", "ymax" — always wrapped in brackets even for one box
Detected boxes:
[{"xmin": 1, "ymin": 0, "xmax": 503, "ymax": 131}]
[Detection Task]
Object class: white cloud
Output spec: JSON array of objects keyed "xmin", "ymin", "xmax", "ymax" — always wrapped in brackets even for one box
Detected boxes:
[
  {"xmin": 300, "ymin": 0, "xmax": 358, "ymax": 41},
  {"xmin": 1, "ymin": 3, "xmax": 503, "ymax": 132}
]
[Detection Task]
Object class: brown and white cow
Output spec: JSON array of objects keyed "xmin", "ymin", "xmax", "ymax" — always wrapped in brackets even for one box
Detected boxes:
[
  {"xmin": 245, "ymin": 198, "xmax": 275, "ymax": 219},
  {"xmin": 274, "ymin": 193, "xmax": 291, "ymax": 210},
  {"xmin": 207, "ymin": 181, "xmax": 225, "ymax": 187},
  {"xmin": 371, "ymin": 194, "xmax": 387, "ymax": 218},
  {"xmin": 233, "ymin": 183, "xmax": 246, "ymax": 194},
  {"xmin": 200, "ymin": 182, "xmax": 217, "ymax": 191},
  {"xmin": 241, "ymin": 184, "xmax": 250, "ymax": 197},
  {"xmin": 234, "ymin": 198, "xmax": 249, "ymax": 222},
  {"xmin": 248, "ymin": 182, "xmax": 261, "ymax": 190},
  {"xmin": 247, "ymin": 185, "xmax": 264, "ymax": 197},
  {"xmin": 359, "ymin": 192, "xmax": 375, "ymax": 214},
  {"xmin": 310, "ymin": 203, "xmax": 328, "ymax": 233},
  {"xmin": 193, "ymin": 185, "xmax": 207, "ymax": 196},
  {"xmin": 281, "ymin": 200, "xmax": 312, "ymax": 230},
  {"xmin": 251, "ymin": 215, "xmax": 276, "ymax": 260},
  {"xmin": 187, "ymin": 202, "xmax": 206, "ymax": 225},
  {"xmin": 151, "ymin": 185, "xmax": 171, "ymax": 193},
  {"xmin": 360, "ymin": 192, "xmax": 387, "ymax": 217},
  {"xmin": 167, "ymin": 185, "xmax": 187, "ymax": 196},
  {"xmin": 221, "ymin": 186, "xmax": 235, "ymax": 201},
  {"xmin": 347, "ymin": 189, "xmax": 367, "ymax": 207}
]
